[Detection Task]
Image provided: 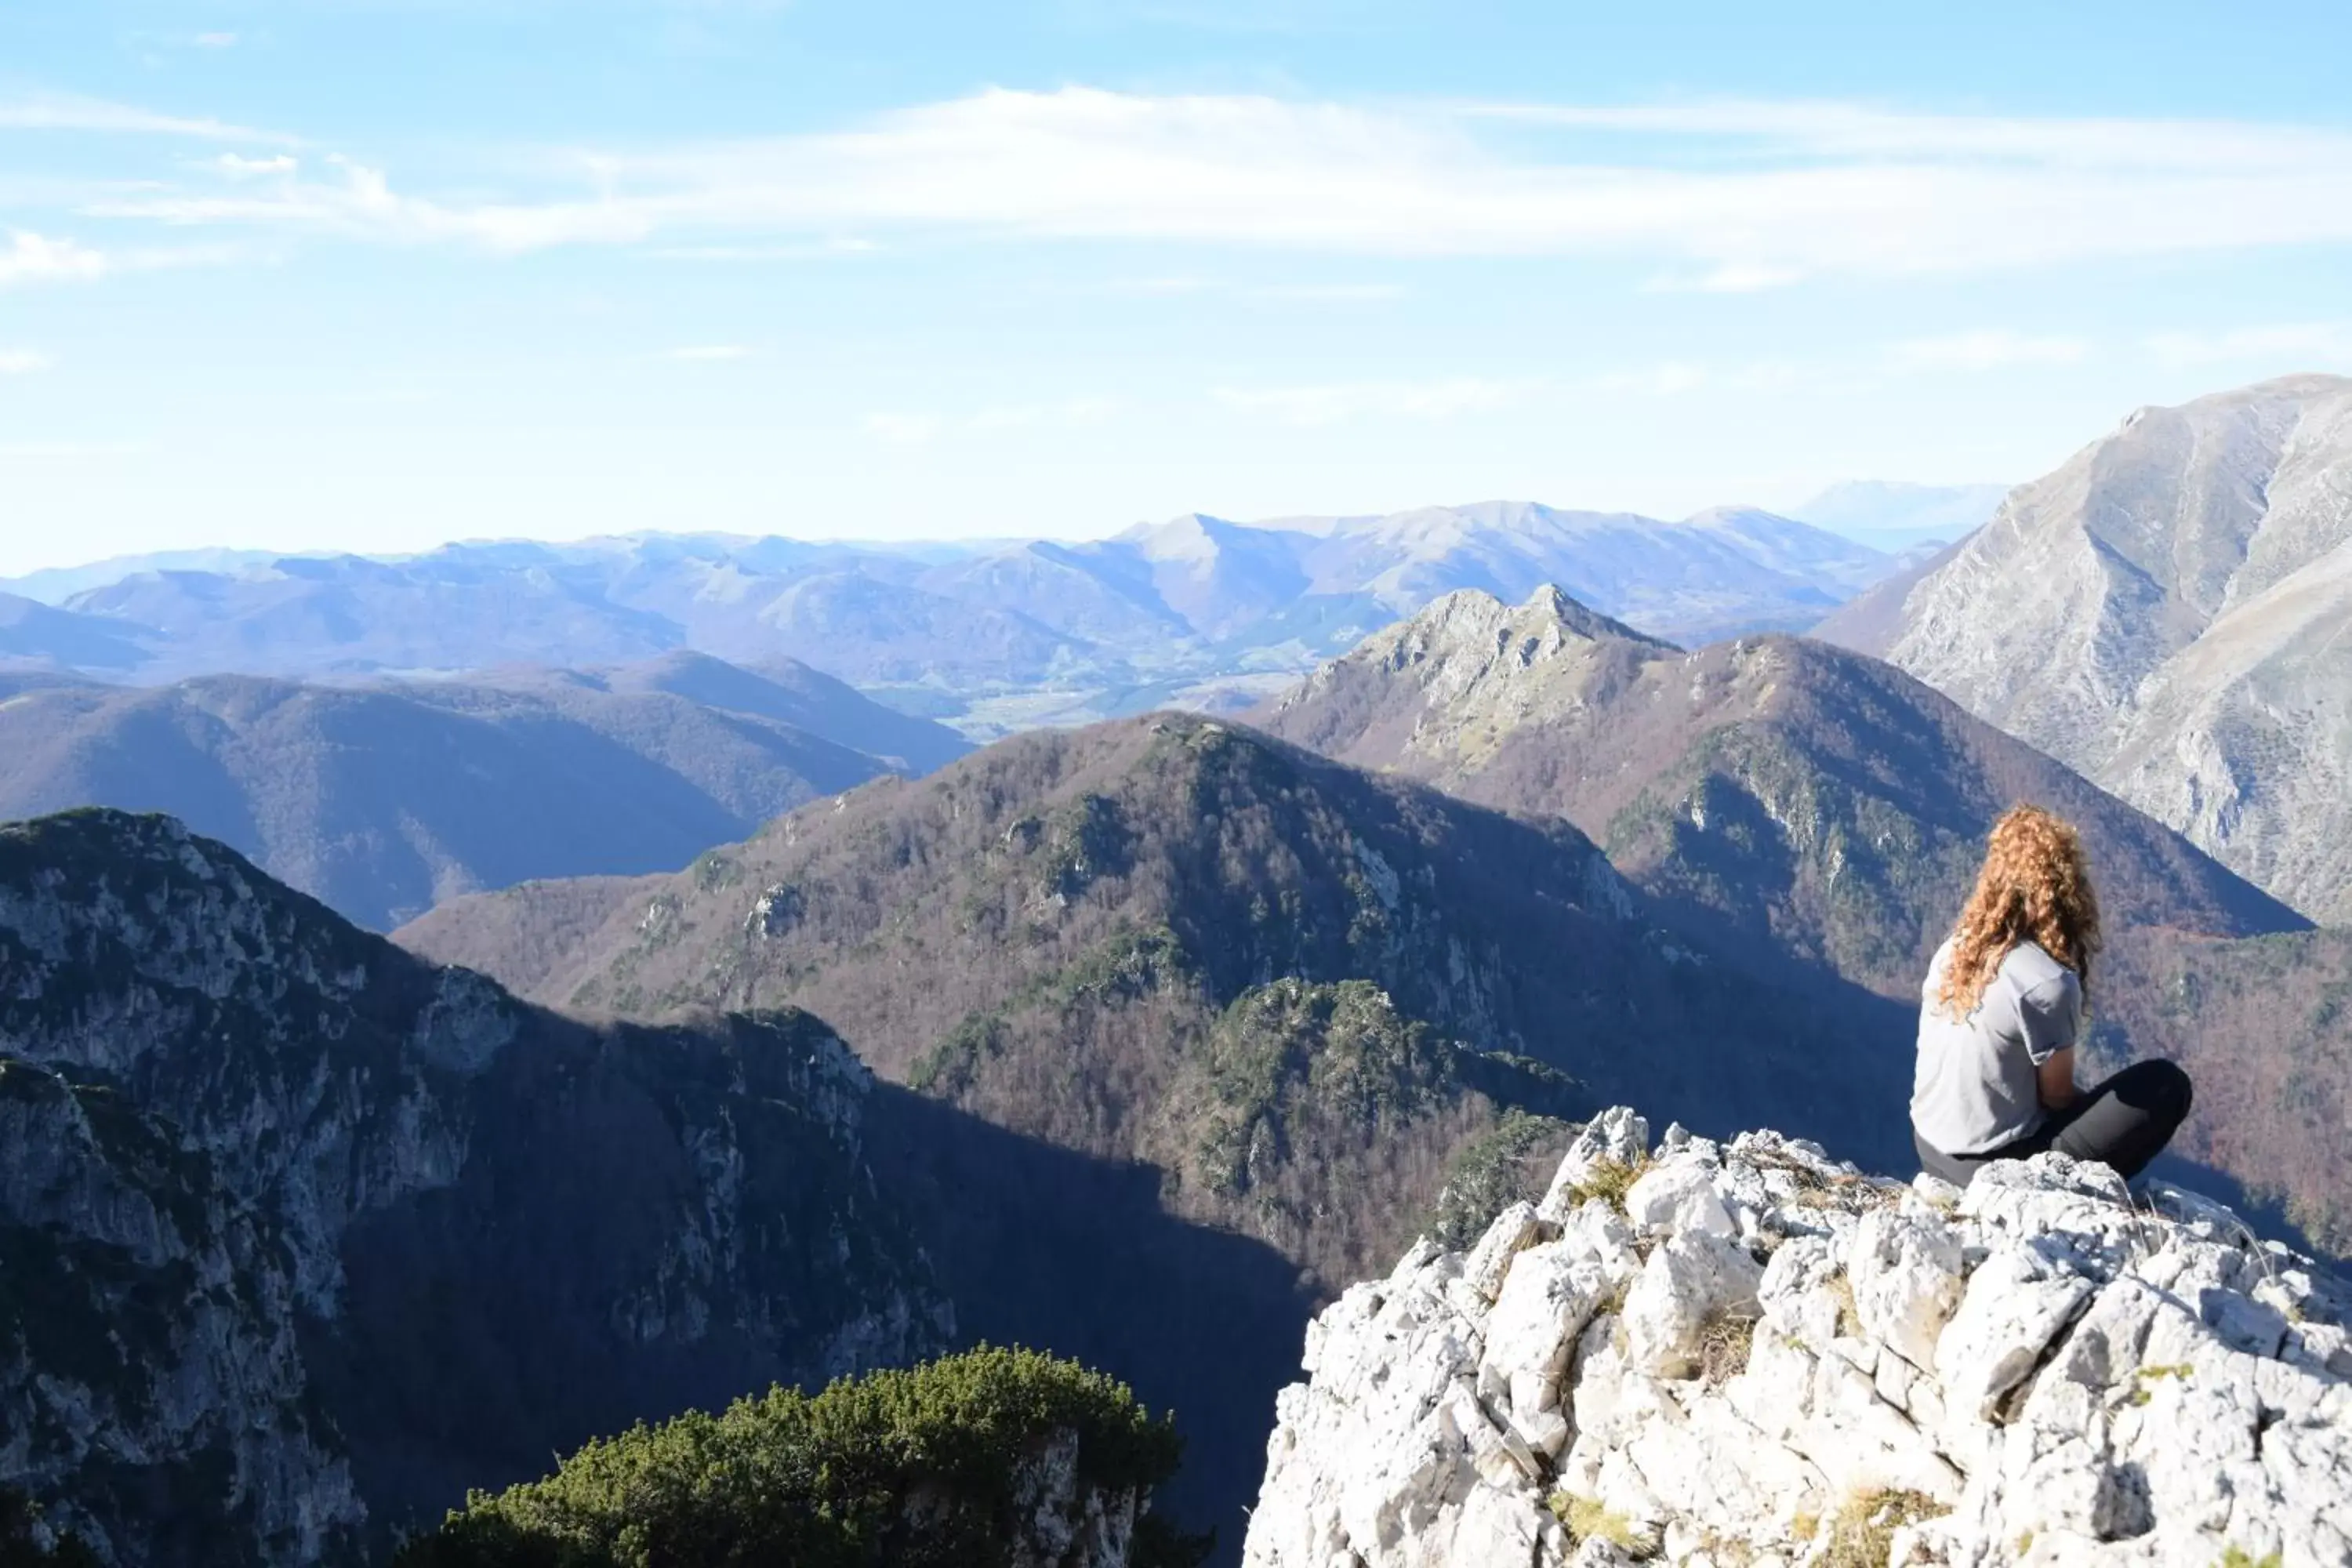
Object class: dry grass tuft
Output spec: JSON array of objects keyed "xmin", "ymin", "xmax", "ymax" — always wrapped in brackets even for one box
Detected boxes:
[
  {"xmin": 1698, "ymin": 1307, "xmax": 1757, "ymax": 1388},
  {"xmin": 1566, "ymin": 1155, "xmax": 1650, "ymax": 1214},
  {"xmin": 1827, "ymin": 1272, "xmax": 1863, "ymax": 1338},
  {"xmin": 1548, "ymin": 1493, "xmax": 1659, "ymax": 1559},
  {"xmin": 1816, "ymin": 1488, "xmax": 1943, "ymax": 1568}
]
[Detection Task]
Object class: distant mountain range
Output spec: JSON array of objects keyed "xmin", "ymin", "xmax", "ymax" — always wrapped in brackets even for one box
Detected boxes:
[
  {"xmin": 1819, "ymin": 373, "xmax": 2352, "ymax": 923},
  {"xmin": 0, "ymin": 503, "xmax": 1905, "ymax": 734},
  {"xmin": 0, "ymin": 652, "xmax": 969, "ymax": 929},
  {"xmin": 1789, "ymin": 479, "xmax": 2009, "ymax": 555}
]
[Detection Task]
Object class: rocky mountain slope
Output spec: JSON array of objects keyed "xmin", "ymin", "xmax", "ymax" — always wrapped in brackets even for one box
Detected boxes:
[
  {"xmin": 0, "ymin": 652, "xmax": 967, "ymax": 929},
  {"xmin": 1246, "ymin": 1105, "xmax": 2352, "ymax": 1568},
  {"xmin": 1250, "ymin": 585, "xmax": 2352, "ymax": 1250},
  {"xmin": 15, "ymin": 505, "xmax": 1896, "ymax": 732},
  {"xmin": 1815, "ymin": 374, "xmax": 2352, "ymax": 921},
  {"xmin": 1254, "ymin": 586, "xmax": 2298, "ymax": 998},
  {"xmin": 0, "ymin": 809, "xmax": 949, "ymax": 1565}
]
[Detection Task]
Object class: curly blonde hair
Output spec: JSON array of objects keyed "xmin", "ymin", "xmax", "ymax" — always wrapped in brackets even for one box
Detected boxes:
[{"xmin": 1937, "ymin": 804, "xmax": 2103, "ymax": 1019}]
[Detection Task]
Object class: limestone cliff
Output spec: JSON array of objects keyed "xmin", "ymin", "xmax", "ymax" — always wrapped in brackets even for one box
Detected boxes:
[
  {"xmin": 1245, "ymin": 1107, "xmax": 2351, "ymax": 1567},
  {"xmin": 0, "ymin": 809, "xmax": 948, "ymax": 1565}
]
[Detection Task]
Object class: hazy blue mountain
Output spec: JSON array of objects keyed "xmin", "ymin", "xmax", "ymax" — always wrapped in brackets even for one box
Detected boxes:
[
  {"xmin": 0, "ymin": 591, "xmax": 154, "ymax": 673},
  {"xmin": 0, "ymin": 654, "xmax": 968, "ymax": 927},
  {"xmin": 67, "ymin": 554, "xmax": 683, "ymax": 678},
  {"xmin": 1790, "ymin": 479, "xmax": 2010, "ymax": 554},
  {"xmin": 0, "ymin": 547, "xmax": 289, "ymax": 605},
  {"xmin": 24, "ymin": 504, "xmax": 1901, "ymax": 734}
]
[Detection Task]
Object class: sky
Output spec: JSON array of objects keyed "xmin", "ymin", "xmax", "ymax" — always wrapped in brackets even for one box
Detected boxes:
[{"xmin": 2, "ymin": 1, "xmax": 2351, "ymax": 577}]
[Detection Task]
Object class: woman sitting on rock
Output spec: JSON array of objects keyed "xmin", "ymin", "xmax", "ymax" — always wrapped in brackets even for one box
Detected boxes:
[{"xmin": 1910, "ymin": 804, "xmax": 2193, "ymax": 1189}]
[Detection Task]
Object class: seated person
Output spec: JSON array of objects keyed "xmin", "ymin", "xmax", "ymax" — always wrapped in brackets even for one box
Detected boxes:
[{"xmin": 1911, "ymin": 804, "xmax": 2192, "ymax": 1189}]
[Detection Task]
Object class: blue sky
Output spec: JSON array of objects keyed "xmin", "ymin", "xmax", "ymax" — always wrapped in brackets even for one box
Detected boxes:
[{"xmin": 3, "ymin": 0, "xmax": 2351, "ymax": 576}]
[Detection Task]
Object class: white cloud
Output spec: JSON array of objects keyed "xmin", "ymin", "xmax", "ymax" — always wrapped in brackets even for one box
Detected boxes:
[
  {"xmin": 0, "ymin": 229, "xmax": 245, "ymax": 289},
  {"xmin": 60, "ymin": 88, "xmax": 2352, "ymax": 286},
  {"xmin": 1214, "ymin": 377, "xmax": 1532, "ymax": 426},
  {"xmin": 2144, "ymin": 321, "xmax": 2352, "ymax": 368},
  {"xmin": 1891, "ymin": 329, "xmax": 2090, "ymax": 371},
  {"xmin": 662, "ymin": 343, "xmax": 754, "ymax": 361},
  {"xmin": 0, "ymin": 350, "xmax": 53, "ymax": 375},
  {"xmin": 194, "ymin": 32, "xmax": 239, "ymax": 48},
  {"xmin": 0, "ymin": 231, "xmax": 109, "ymax": 287},
  {"xmin": 0, "ymin": 90, "xmax": 286, "ymax": 143},
  {"xmin": 213, "ymin": 153, "xmax": 298, "ymax": 178}
]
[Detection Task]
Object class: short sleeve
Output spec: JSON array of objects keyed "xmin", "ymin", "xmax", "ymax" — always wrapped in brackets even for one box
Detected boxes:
[{"xmin": 2016, "ymin": 969, "xmax": 2082, "ymax": 1064}]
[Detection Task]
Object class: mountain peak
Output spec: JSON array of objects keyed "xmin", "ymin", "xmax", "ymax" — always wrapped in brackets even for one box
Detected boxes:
[
  {"xmin": 1245, "ymin": 1105, "xmax": 2352, "ymax": 1568},
  {"xmin": 1863, "ymin": 372, "xmax": 2352, "ymax": 920}
]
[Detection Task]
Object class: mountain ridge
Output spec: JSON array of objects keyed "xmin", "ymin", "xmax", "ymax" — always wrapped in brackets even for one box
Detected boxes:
[
  {"xmin": 9, "ymin": 503, "xmax": 1900, "ymax": 734},
  {"xmin": 1815, "ymin": 373, "xmax": 2352, "ymax": 920},
  {"xmin": 0, "ymin": 653, "xmax": 969, "ymax": 929}
]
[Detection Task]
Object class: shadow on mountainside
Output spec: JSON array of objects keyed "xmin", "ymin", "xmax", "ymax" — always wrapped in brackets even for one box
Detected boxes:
[
  {"xmin": 865, "ymin": 1083, "xmax": 1316, "ymax": 1566},
  {"xmin": 302, "ymin": 1018, "xmax": 1310, "ymax": 1566}
]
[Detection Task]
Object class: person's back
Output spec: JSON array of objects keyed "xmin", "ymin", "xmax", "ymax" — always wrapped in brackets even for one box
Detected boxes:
[{"xmin": 1910, "ymin": 805, "xmax": 2193, "ymax": 1189}]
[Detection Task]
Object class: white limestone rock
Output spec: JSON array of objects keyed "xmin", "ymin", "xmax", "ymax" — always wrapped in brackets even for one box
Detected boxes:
[
  {"xmin": 1621, "ymin": 1229, "xmax": 1764, "ymax": 1380},
  {"xmin": 1847, "ymin": 1206, "xmax": 1966, "ymax": 1372},
  {"xmin": 1538, "ymin": 1108, "xmax": 1650, "ymax": 1221},
  {"xmin": 1243, "ymin": 1105, "xmax": 2352, "ymax": 1568}
]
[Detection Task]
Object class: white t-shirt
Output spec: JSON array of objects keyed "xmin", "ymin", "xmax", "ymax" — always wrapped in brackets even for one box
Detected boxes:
[{"xmin": 1909, "ymin": 937, "xmax": 2083, "ymax": 1156}]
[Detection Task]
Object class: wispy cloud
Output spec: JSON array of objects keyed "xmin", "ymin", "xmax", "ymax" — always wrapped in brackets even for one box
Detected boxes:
[
  {"xmin": 1214, "ymin": 376, "xmax": 1533, "ymax": 426},
  {"xmin": 1891, "ymin": 329, "xmax": 2090, "ymax": 371},
  {"xmin": 0, "ymin": 228, "xmax": 247, "ymax": 289},
  {"xmin": 0, "ymin": 90, "xmax": 287, "ymax": 143},
  {"xmin": 0, "ymin": 231, "xmax": 109, "ymax": 287},
  {"xmin": 2144, "ymin": 321, "xmax": 2352, "ymax": 367},
  {"xmin": 213, "ymin": 153, "xmax": 298, "ymax": 178},
  {"xmin": 0, "ymin": 350, "xmax": 53, "ymax": 375},
  {"xmin": 662, "ymin": 343, "xmax": 755, "ymax": 361},
  {"xmin": 54, "ymin": 88, "xmax": 2352, "ymax": 286},
  {"xmin": 193, "ymin": 31, "xmax": 239, "ymax": 48}
]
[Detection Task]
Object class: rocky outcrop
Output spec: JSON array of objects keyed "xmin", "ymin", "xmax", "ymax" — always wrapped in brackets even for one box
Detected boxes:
[
  {"xmin": 1245, "ymin": 1106, "xmax": 2352, "ymax": 1567},
  {"xmin": 0, "ymin": 810, "xmax": 948, "ymax": 1566}
]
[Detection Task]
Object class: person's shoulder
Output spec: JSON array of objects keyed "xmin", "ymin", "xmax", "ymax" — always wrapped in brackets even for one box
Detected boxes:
[{"xmin": 2001, "ymin": 940, "xmax": 2079, "ymax": 1000}]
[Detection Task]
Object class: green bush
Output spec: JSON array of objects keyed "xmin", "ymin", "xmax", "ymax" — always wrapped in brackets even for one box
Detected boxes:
[{"xmin": 397, "ymin": 1346, "xmax": 1206, "ymax": 1568}]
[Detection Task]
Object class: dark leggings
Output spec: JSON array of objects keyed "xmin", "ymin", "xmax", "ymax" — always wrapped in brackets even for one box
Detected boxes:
[{"xmin": 1915, "ymin": 1058, "xmax": 2194, "ymax": 1189}]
